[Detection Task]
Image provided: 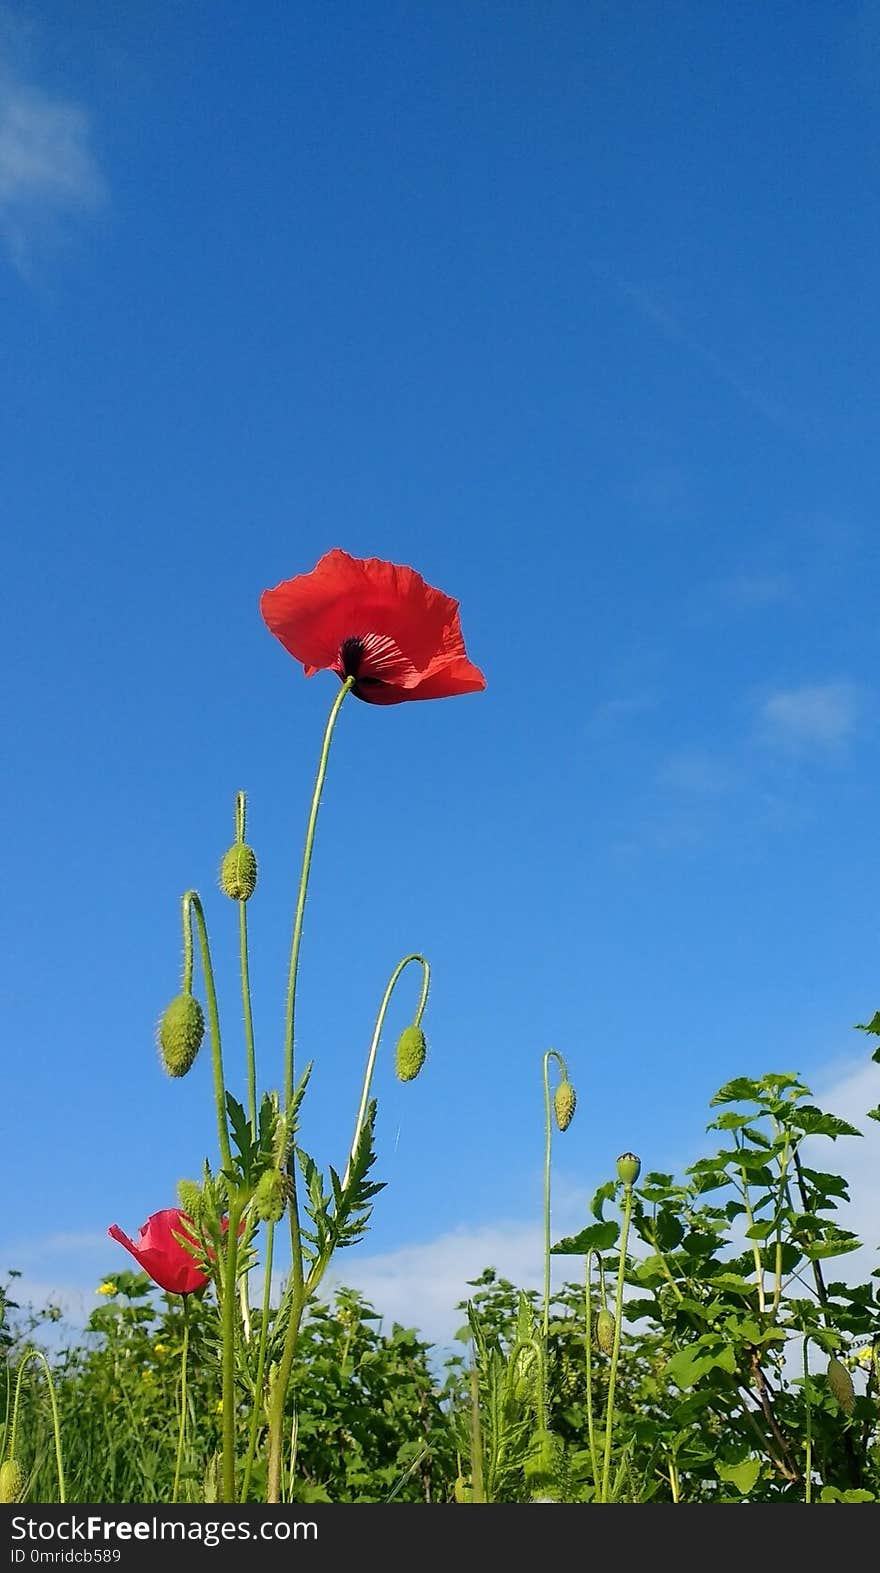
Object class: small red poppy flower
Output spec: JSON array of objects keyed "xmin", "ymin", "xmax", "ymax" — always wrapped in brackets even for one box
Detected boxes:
[
  {"xmin": 260, "ymin": 548, "xmax": 486, "ymax": 705},
  {"xmin": 108, "ymin": 1209, "xmax": 208, "ymax": 1296}
]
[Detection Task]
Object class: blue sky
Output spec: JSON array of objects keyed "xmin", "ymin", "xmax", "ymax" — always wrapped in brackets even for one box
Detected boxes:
[{"xmin": 2, "ymin": 1, "xmax": 879, "ymax": 1342}]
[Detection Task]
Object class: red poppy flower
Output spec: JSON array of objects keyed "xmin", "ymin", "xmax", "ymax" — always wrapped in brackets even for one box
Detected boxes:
[
  {"xmin": 108, "ymin": 1209, "xmax": 209, "ymax": 1296},
  {"xmin": 260, "ymin": 549, "xmax": 486, "ymax": 705}
]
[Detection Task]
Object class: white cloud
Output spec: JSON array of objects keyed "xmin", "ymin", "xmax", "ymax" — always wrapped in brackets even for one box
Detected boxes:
[
  {"xmin": 657, "ymin": 746, "xmax": 733, "ymax": 795},
  {"xmin": 0, "ymin": 66, "xmax": 104, "ymax": 270},
  {"xmin": 758, "ymin": 683, "xmax": 861, "ymax": 751}
]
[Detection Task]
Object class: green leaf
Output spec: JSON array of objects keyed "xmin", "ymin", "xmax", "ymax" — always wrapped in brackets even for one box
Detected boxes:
[
  {"xmin": 590, "ymin": 1180, "xmax": 617, "ymax": 1221},
  {"xmin": 866, "ymin": 1106, "xmax": 880, "ymax": 1123},
  {"xmin": 855, "ymin": 1010, "xmax": 880, "ymax": 1035},
  {"xmin": 709, "ymin": 1077, "xmax": 762, "ymax": 1106},
  {"xmin": 819, "ymin": 1486, "xmax": 876, "ymax": 1503},
  {"xmin": 716, "ymin": 1458, "xmax": 760, "ymax": 1495},
  {"xmin": 788, "ymin": 1105, "xmax": 862, "ymax": 1140},
  {"xmin": 551, "ymin": 1220, "xmax": 619, "ymax": 1255}
]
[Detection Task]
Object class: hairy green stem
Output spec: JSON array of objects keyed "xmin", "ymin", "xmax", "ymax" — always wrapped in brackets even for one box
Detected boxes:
[
  {"xmin": 240, "ymin": 1224, "xmax": 275, "ymax": 1503},
  {"xmin": 601, "ymin": 1181, "xmax": 634, "ymax": 1504},
  {"xmin": 183, "ymin": 891, "xmax": 232, "ymax": 1175},
  {"xmin": 266, "ymin": 676, "xmax": 354, "ymax": 1504},
  {"xmin": 802, "ymin": 1337, "xmax": 813, "ymax": 1503},
  {"xmin": 541, "ymin": 1049, "xmax": 568, "ymax": 1339},
  {"xmin": 172, "ymin": 1297, "xmax": 190, "ymax": 1504},
  {"xmin": 345, "ymin": 953, "xmax": 430, "ymax": 1184},
  {"xmin": 221, "ymin": 1199, "xmax": 243, "ymax": 1503},
  {"xmin": 584, "ymin": 1252, "xmax": 600, "ymax": 1494}
]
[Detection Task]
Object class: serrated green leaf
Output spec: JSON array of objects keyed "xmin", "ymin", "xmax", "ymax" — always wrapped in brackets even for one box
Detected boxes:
[{"xmin": 551, "ymin": 1220, "xmax": 619, "ymax": 1255}]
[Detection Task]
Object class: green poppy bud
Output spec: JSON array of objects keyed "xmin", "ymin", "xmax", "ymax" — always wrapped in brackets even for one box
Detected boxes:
[
  {"xmin": 177, "ymin": 1179, "xmax": 206, "ymax": 1225},
  {"xmin": 827, "ymin": 1356, "xmax": 855, "ymax": 1416},
  {"xmin": 553, "ymin": 1080, "xmax": 576, "ymax": 1132},
  {"xmin": 0, "ymin": 1458, "xmax": 25, "ymax": 1503},
  {"xmin": 158, "ymin": 993, "xmax": 205, "ymax": 1077},
  {"xmin": 523, "ymin": 1428, "xmax": 561, "ymax": 1498},
  {"xmin": 219, "ymin": 843, "xmax": 258, "ymax": 902},
  {"xmin": 254, "ymin": 1169, "xmax": 287, "ymax": 1224},
  {"xmin": 395, "ymin": 1024, "xmax": 427, "ymax": 1082},
  {"xmin": 616, "ymin": 1151, "xmax": 641, "ymax": 1187},
  {"xmin": 596, "ymin": 1308, "xmax": 615, "ymax": 1355}
]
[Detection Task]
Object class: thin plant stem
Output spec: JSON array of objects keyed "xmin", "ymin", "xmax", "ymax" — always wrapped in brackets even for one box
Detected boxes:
[
  {"xmin": 266, "ymin": 675, "xmax": 354, "ymax": 1504},
  {"xmin": 240, "ymin": 1224, "xmax": 275, "ymax": 1503},
  {"xmin": 172, "ymin": 1296, "xmax": 190, "ymax": 1504},
  {"xmin": 601, "ymin": 1181, "xmax": 634, "ymax": 1505},
  {"xmin": 584, "ymin": 1251, "xmax": 600, "ymax": 1494},
  {"xmin": 541, "ymin": 1049, "xmax": 567, "ymax": 1339},
  {"xmin": 183, "ymin": 891, "xmax": 232, "ymax": 1175},
  {"xmin": 469, "ymin": 1358, "xmax": 485, "ymax": 1503},
  {"xmin": 803, "ymin": 1336, "xmax": 812, "ymax": 1504},
  {"xmin": 344, "ymin": 953, "xmax": 430, "ymax": 1184},
  {"xmin": 11, "ymin": 1348, "xmax": 66, "ymax": 1503},
  {"xmin": 221, "ymin": 1198, "xmax": 243, "ymax": 1503},
  {"xmin": 234, "ymin": 791, "xmax": 259, "ymax": 1138}
]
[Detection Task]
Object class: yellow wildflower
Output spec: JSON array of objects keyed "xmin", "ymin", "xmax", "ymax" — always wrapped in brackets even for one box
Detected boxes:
[
  {"xmin": 97, "ymin": 1281, "xmax": 117, "ymax": 1297},
  {"xmin": 154, "ymin": 1343, "xmax": 168, "ymax": 1357}
]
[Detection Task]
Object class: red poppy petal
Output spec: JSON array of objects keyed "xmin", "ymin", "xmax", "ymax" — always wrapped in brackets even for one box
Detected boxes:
[{"xmin": 261, "ymin": 549, "xmax": 470, "ymax": 678}]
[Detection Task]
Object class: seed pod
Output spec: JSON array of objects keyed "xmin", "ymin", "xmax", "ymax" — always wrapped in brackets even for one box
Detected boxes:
[
  {"xmin": 177, "ymin": 1179, "xmax": 206, "ymax": 1225},
  {"xmin": 595, "ymin": 1308, "xmax": 615, "ymax": 1355},
  {"xmin": 553, "ymin": 1080, "xmax": 576, "ymax": 1132},
  {"xmin": 219, "ymin": 843, "xmax": 258, "ymax": 902},
  {"xmin": 0, "ymin": 1458, "xmax": 25, "ymax": 1503},
  {"xmin": 616, "ymin": 1151, "xmax": 641, "ymax": 1187},
  {"xmin": 254, "ymin": 1169, "xmax": 287, "ymax": 1224},
  {"xmin": 395, "ymin": 1024, "xmax": 427, "ymax": 1083},
  {"xmin": 158, "ymin": 993, "xmax": 205, "ymax": 1078},
  {"xmin": 827, "ymin": 1356, "xmax": 855, "ymax": 1416}
]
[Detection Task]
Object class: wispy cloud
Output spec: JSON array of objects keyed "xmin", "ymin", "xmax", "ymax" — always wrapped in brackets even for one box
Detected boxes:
[
  {"xmin": 0, "ymin": 61, "xmax": 104, "ymax": 272},
  {"xmin": 656, "ymin": 746, "xmax": 734, "ymax": 796},
  {"xmin": 758, "ymin": 683, "xmax": 861, "ymax": 752},
  {"xmin": 610, "ymin": 275, "xmax": 792, "ymax": 431}
]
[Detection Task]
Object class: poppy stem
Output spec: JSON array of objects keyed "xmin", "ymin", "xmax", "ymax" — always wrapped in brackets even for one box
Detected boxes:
[
  {"xmin": 235, "ymin": 792, "xmax": 258, "ymax": 1140},
  {"xmin": 266, "ymin": 675, "xmax": 354, "ymax": 1504},
  {"xmin": 172, "ymin": 1296, "xmax": 190, "ymax": 1504},
  {"xmin": 584, "ymin": 1250, "xmax": 600, "ymax": 1494},
  {"xmin": 541, "ymin": 1049, "xmax": 568, "ymax": 1339},
  {"xmin": 601, "ymin": 1179, "xmax": 635, "ymax": 1504},
  {"xmin": 344, "ymin": 953, "xmax": 430, "ymax": 1186},
  {"xmin": 182, "ymin": 891, "xmax": 233, "ymax": 1176},
  {"xmin": 240, "ymin": 1220, "xmax": 274, "ymax": 1502},
  {"xmin": 221, "ymin": 1196, "xmax": 243, "ymax": 1503}
]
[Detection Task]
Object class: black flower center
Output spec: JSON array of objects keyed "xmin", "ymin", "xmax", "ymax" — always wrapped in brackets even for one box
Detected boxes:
[{"xmin": 340, "ymin": 636, "xmax": 366, "ymax": 677}]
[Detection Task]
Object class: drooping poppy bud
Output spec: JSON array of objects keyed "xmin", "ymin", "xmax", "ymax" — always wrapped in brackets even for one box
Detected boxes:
[
  {"xmin": 523, "ymin": 1428, "xmax": 562, "ymax": 1499},
  {"xmin": 254, "ymin": 1169, "xmax": 287, "ymax": 1224},
  {"xmin": 395, "ymin": 1024, "xmax": 427, "ymax": 1082},
  {"xmin": 616, "ymin": 1152, "xmax": 641, "ymax": 1187},
  {"xmin": 0, "ymin": 1458, "xmax": 25, "ymax": 1502},
  {"xmin": 158, "ymin": 994, "xmax": 205, "ymax": 1078},
  {"xmin": 553, "ymin": 1080, "xmax": 576, "ymax": 1132},
  {"xmin": 827, "ymin": 1356, "xmax": 855, "ymax": 1416},
  {"xmin": 177, "ymin": 1179, "xmax": 206, "ymax": 1226},
  {"xmin": 219, "ymin": 843, "xmax": 258, "ymax": 902},
  {"xmin": 596, "ymin": 1308, "xmax": 615, "ymax": 1355}
]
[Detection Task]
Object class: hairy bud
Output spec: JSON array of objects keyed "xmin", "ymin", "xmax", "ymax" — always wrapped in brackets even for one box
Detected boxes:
[
  {"xmin": 158, "ymin": 993, "xmax": 205, "ymax": 1078},
  {"xmin": 553, "ymin": 1080, "xmax": 576, "ymax": 1132},
  {"xmin": 0, "ymin": 1459, "xmax": 25, "ymax": 1503},
  {"xmin": 219, "ymin": 843, "xmax": 258, "ymax": 902},
  {"xmin": 596, "ymin": 1308, "xmax": 615, "ymax": 1355},
  {"xmin": 395, "ymin": 1024, "xmax": 427, "ymax": 1083},
  {"xmin": 827, "ymin": 1356, "xmax": 855, "ymax": 1416}
]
